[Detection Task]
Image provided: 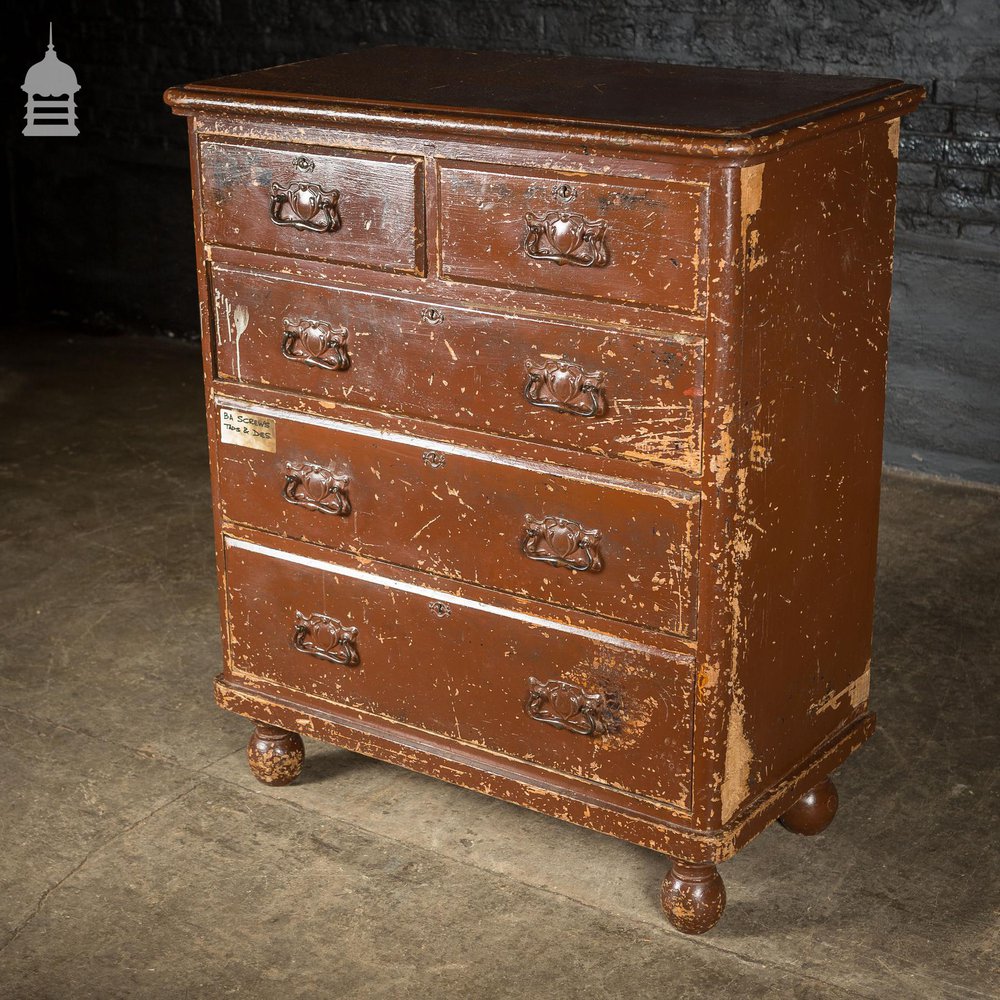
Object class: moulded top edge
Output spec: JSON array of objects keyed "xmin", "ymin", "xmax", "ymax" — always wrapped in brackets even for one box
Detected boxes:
[{"xmin": 164, "ymin": 45, "xmax": 924, "ymax": 147}]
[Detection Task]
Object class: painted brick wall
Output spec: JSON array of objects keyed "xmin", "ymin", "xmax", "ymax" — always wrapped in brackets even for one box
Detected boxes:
[
  {"xmin": 4, "ymin": 1, "xmax": 999, "ymax": 480},
  {"xmin": 8, "ymin": 1, "xmax": 998, "ymax": 247},
  {"xmin": 899, "ymin": 82, "xmax": 1000, "ymax": 244}
]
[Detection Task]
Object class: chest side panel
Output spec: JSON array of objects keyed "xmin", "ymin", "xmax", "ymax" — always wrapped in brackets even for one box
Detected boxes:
[{"xmin": 709, "ymin": 119, "xmax": 901, "ymax": 824}]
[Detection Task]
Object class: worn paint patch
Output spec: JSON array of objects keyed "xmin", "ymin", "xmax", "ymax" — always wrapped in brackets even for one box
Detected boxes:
[
  {"xmin": 709, "ymin": 404, "xmax": 735, "ymax": 482},
  {"xmin": 811, "ymin": 664, "xmax": 871, "ymax": 715},
  {"xmin": 721, "ymin": 682, "xmax": 752, "ymax": 823},
  {"xmin": 696, "ymin": 661, "xmax": 719, "ymax": 702},
  {"xmin": 741, "ymin": 163, "xmax": 764, "ymax": 221},
  {"xmin": 740, "ymin": 163, "xmax": 766, "ymax": 271},
  {"xmin": 887, "ymin": 118, "xmax": 900, "ymax": 158},
  {"xmin": 749, "ymin": 429, "xmax": 772, "ymax": 471}
]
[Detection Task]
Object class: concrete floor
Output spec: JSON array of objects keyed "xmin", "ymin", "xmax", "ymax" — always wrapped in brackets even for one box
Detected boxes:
[{"xmin": 1, "ymin": 333, "xmax": 997, "ymax": 1000}]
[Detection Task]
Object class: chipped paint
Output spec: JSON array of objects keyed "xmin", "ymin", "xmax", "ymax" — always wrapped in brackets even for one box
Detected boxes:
[
  {"xmin": 720, "ymin": 680, "xmax": 753, "ymax": 824},
  {"xmin": 887, "ymin": 118, "xmax": 900, "ymax": 158},
  {"xmin": 709, "ymin": 404, "xmax": 735, "ymax": 482},
  {"xmin": 748, "ymin": 429, "xmax": 772, "ymax": 471},
  {"xmin": 740, "ymin": 162, "xmax": 766, "ymax": 271},
  {"xmin": 810, "ymin": 664, "xmax": 871, "ymax": 715},
  {"xmin": 696, "ymin": 661, "xmax": 719, "ymax": 702}
]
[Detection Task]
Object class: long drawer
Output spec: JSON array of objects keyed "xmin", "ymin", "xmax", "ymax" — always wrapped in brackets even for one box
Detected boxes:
[
  {"xmin": 438, "ymin": 161, "xmax": 708, "ymax": 315},
  {"xmin": 214, "ymin": 400, "xmax": 699, "ymax": 638},
  {"xmin": 199, "ymin": 139, "xmax": 424, "ymax": 274},
  {"xmin": 223, "ymin": 535, "xmax": 695, "ymax": 808},
  {"xmin": 210, "ymin": 265, "xmax": 704, "ymax": 475}
]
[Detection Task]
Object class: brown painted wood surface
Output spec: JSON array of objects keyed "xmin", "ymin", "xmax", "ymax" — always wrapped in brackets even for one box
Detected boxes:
[
  {"xmin": 213, "ymin": 399, "xmax": 699, "ymax": 637},
  {"xmin": 437, "ymin": 162, "xmax": 707, "ymax": 313},
  {"xmin": 176, "ymin": 46, "xmax": 911, "ymax": 138},
  {"xmin": 199, "ymin": 139, "xmax": 424, "ymax": 274},
  {"xmin": 224, "ymin": 535, "xmax": 695, "ymax": 808},
  {"xmin": 165, "ymin": 49, "xmax": 923, "ymax": 933},
  {"xmin": 696, "ymin": 119, "xmax": 902, "ymax": 828},
  {"xmin": 209, "ymin": 263, "xmax": 704, "ymax": 474},
  {"xmin": 214, "ymin": 669, "xmax": 875, "ymax": 864}
]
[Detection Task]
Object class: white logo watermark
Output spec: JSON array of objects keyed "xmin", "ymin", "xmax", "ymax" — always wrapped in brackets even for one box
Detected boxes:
[{"xmin": 22, "ymin": 23, "xmax": 80, "ymax": 137}]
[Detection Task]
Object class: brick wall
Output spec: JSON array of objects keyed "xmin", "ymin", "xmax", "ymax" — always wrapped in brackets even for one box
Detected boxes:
[
  {"xmin": 7, "ymin": 1, "xmax": 999, "ymax": 256},
  {"xmin": 900, "ymin": 81, "xmax": 1000, "ymax": 244},
  {"xmin": 4, "ymin": 1, "xmax": 999, "ymax": 480}
]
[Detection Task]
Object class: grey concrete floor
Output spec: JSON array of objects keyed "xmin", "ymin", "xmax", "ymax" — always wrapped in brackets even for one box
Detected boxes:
[{"xmin": 0, "ymin": 333, "xmax": 997, "ymax": 1000}]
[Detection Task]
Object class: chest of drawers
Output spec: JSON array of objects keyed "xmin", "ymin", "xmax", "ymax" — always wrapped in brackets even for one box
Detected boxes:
[{"xmin": 166, "ymin": 47, "xmax": 922, "ymax": 934}]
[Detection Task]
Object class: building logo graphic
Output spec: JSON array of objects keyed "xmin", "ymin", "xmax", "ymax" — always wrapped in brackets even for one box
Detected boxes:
[{"xmin": 22, "ymin": 24, "xmax": 80, "ymax": 136}]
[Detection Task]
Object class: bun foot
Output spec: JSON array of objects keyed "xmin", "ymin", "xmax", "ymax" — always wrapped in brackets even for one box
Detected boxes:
[
  {"xmin": 247, "ymin": 723, "xmax": 305, "ymax": 786},
  {"xmin": 779, "ymin": 776, "xmax": 838, "ymax": 835},
  {"xmin": 660, "ymin": 860, "xmax": 726, "ymax": 935}
]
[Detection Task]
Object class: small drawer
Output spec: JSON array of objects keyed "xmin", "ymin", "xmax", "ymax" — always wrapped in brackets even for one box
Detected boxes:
[
  {"xmin": 223, "ymin": 535, "xmax": 695, "ymax": 809},
  {"xmin": 214, "ymin": 401, "xmax": 700, "ymax": 638},
  {"xmin": 210, "ymin": 265, "xmax": 704, "ymax": 474},
  {"xmin": 199, "ymin": 140, "xmax": 424, "ymax": 274},
  {"xmin": 438, "ymin": 161, "xmax": 707, "ymax": 314}
]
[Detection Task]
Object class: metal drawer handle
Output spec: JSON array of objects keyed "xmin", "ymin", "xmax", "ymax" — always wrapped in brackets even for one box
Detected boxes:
[
  {"xmin": 526, "ymin": 677, "xmax": 619, "ymax": 736},
  {"xmin": 523, "ymin": 210, "xmax": 608, "ymax": 268},
  {"xmin": 524, "ymin": 358, "xmax": 606, "ymax": 417},
  {"xmin": 521, "ymin": 514, "xmax": 603, "ymax": 573},
  {"xmin": 269, "ymin": 180, "xmax": 340, "ymax": 233},
  {"xmin": 292, "ymin": 611, "xmax": 359, "ymax": 666},
  {"xmin": 283, "ymin": 462, "xmax": 351, "ymax": 516},
  {"xmin": 281, "ymin": 318, "xmax": 350, "ymax": 371}
]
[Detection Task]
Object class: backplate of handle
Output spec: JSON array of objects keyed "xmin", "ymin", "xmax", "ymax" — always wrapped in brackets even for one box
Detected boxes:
[
  {"xmin": 283, "ymin": 462, "xmax": 351, "ymax": 516},
  {"xmin": 523, "ymin": 210, "xmax": 608, "ymax": 267},
  {"xmin": 281, "ymin": 318, "xmax": 350, "ymax": 371},
  {"xmin": 269, "ymin": 180, "xmax": 340, "ymax": 233},
  {"xmin": 521, "ymin": 514, "xmax": 603, "ymax": 573},
  {"xmin": 292, "ymin": 611, "xmax": 359, "ymax": 666},
  {"xmin": 524, "ymin": 358, "xmax": 606, "ymax": 417},
  {"xmin": 525, "ymin": 677, "xmax": 617, "ymax": 736}
]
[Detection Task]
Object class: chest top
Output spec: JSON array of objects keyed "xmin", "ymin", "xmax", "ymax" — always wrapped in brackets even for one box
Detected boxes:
[{"xmin": 166, "ymin": 45, "xmax": 922, "ymax": 157}]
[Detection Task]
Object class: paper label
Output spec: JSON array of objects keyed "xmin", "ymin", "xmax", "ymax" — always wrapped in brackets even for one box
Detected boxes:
[{"xmin": 219, "ymin": 408, "xmax": 276, "ymax": 452}]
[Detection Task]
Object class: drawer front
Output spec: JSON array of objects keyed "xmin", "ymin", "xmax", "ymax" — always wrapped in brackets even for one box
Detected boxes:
[
  {"xmin": 211, "ymin": 266, "xmax": 704, "ymax": 474},
  {"xmin": 438, "ymin": 162, "xmax": 707, "ymax": 314},
  {"xmin": 215, "ymin": 402, "xmax": 699, "ymax": 638},
  {"xmin": 199, "ymin": 140, "xmax": 424, "ymax": 274},
  {"xmin": 224, "ymin": 536, "xmax": 695, "ymax": 808}
]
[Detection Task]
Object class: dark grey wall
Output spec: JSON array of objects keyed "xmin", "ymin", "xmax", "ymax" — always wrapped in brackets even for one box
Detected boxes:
[{"xmin": 5, "ymin": 1, "xmax": 999, "ymax": 482}]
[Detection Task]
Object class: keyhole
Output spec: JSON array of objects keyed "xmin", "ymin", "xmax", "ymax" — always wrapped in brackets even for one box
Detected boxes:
[{"xmin": 554, "ymin": 183, "xmax": 577, "ymax": 204}]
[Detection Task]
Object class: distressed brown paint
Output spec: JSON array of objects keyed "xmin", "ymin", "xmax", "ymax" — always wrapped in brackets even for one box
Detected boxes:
[
  {"xmin": 209, "ymin": 264, "xmax": 705, "ymax": 475},
  {"xmin": 211, "ymin": 399, "xmax": 700, "ymax": 637},
  {"xmin": 437, "ymin": 162, "xmax": 708, "ymax": 313},
  {"xmin": 200, "ymin": 139, "xmax": 425, "ymax": 274},
  {"xmin": 166, "ymin": 45, "xmax": 923, "ymax": 934}
]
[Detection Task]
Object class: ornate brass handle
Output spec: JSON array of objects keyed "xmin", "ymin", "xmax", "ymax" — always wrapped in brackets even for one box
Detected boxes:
[
  {"xmin": 524, "ymin": 358, "xmax": 606, "ymax": 417},
  {"xmin": 523, "ymin": 210, "xmax": 608, "ymax": 267},
  {"xmin": 283, "ymin": 462, "xmax": 351, "ymax": 516},
  {"xmin": 525, "ymin": 677, "xmax": 618, "ymax": 736},
  {"xmin": 292, "ymin": 611, "xmax": 359, "ymax": 666},
  {"xmin": 282, "ymin": 318, "xmax": 350, "ymax": 371},
  {"xmin": 269, "ymin": 181, "xmax": 340, "ymax": 233},
  {"xmin": 521, "ymin": 514, "xmax": 603, "ymax": 573}
]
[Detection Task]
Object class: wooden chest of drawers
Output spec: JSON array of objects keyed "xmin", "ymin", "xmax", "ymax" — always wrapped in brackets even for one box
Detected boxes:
[{"xmin": 166, "ymin": 47, "xmax": 922, "ymax": 933}]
